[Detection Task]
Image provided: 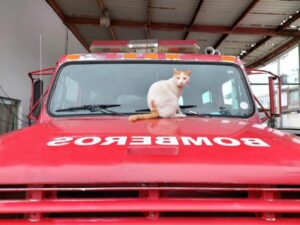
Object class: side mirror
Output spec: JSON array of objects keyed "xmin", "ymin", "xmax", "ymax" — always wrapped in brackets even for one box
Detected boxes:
[
  {"xmin": 268, "ymin": 76, "xmax": 282, "ymax": 117},
  {"xmin": 33, "ymin": 80, "xmax": 43, "ymax": 107},
  {"xmin": 267, "ymin": 76, "xmax": 282, "ymax": 128},
  {"xmin": 31, "ymin": 79, "xmax": 44, "ymax": 120}
]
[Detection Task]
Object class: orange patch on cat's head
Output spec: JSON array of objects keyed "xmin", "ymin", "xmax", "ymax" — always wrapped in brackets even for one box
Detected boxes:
[{"xmin": 173, "ymin": 68, "xmax": 192, "ymax": 77}]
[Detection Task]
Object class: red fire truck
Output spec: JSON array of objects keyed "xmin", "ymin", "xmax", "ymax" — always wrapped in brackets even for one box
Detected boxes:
[{"xmin": 0, "ymin": 40, "xmax": 299, "ymax": 224}]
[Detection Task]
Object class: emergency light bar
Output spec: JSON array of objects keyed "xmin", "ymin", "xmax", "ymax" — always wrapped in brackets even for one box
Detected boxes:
[
  {"xmin": 90, "ymin": 40, "xmax": 200, "ymax": 54},
  {"xmin": 128, "ymin": 39, "xmax": 158, "ymax": 49}
]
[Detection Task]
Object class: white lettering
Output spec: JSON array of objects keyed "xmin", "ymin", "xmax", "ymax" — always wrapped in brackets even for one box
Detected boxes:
[
  {"xmin": 241, "ymin": 138, "xmax": 270, "ymax": 147},
  {"xmin": 130, "ymin": 136, "xmax": 151, "ymax": 145},
  {"xmin": 156, "ymin": 136, "xmax": 179, "ymax": 145},
  {"xmin": 47, "ymin": 136, "xmax": 271, "ymax": 148},
  {"xmin": 213, "ymin": 137, "xmax": 240, "ymax": 146},
  {"xmin": 181, "ymin": 137, "xmax": 213, "ymax": 146},
  {"xmin": 74, "ymin": 137, "xmax": 101, "ymax": 146},
  {"xmin": 47, "ymin": 137, "xmax": 73, "ymax": 146},
  {"xmin": 101, "ymin": 136, "xmax": 127, "ymax": 145}
]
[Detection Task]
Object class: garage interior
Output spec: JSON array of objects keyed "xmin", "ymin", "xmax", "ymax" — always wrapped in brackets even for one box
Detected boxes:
[{"xmin": 0, "ymin": 0, "xmax": 299, "ymax": 134}]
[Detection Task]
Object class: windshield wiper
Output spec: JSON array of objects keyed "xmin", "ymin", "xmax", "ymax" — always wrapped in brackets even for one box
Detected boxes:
[
  {"xmin": 135, "ymin": 105, "xmax": 197, "ymax": 112},
  {"xmin": 56, "ymin": 104, "xmax": 122, "ymax": 115},
  {"xmin": 184, "ymin": 110, "xmax": 212, "ymax": 117}
]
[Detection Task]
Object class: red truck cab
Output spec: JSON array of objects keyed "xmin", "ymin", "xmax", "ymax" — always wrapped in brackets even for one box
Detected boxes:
[{"xmin": 0, "ymin": 40, "xmax": 300, "ymax": 224}]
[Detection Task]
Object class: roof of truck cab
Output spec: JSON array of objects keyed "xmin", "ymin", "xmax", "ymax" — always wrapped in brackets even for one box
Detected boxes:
[{"xmin": 58, "ymin": 53, "xmax": 243, "ymax": 66}]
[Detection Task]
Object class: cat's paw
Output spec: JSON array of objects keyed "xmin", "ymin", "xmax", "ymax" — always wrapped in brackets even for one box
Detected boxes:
[{"xmin": 174, "ymin": 113, "xmax": 186, "ymax": 118}]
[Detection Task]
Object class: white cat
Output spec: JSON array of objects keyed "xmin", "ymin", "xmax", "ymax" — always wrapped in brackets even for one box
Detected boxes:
[{"xmin": 129, "ymin": 68, "xmax": 191, "ymax": 122}]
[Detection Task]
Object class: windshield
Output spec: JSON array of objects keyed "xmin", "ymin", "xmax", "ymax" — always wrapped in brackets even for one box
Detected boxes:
[{"xmin": 48, "ymin": 62, "xmax": 254, "ymax": 117}]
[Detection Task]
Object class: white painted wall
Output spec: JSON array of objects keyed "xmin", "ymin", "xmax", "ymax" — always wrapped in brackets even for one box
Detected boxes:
[
  {"xmin": 282, "ymin": 113, "xmax": 300, "ymax": 129},
  {"xmin": 0, "ymin": 0, "xmax": 87, "ymax": 127}
]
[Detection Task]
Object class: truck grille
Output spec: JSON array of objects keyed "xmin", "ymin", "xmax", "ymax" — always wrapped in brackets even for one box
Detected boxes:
[{"xmin": 0, "ymin": 183, "xmax": 300, "ymax": 224}]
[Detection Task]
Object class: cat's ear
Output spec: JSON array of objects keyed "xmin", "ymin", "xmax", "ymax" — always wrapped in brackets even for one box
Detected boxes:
[
  {"xmin": 173, "ymin": 68, "xmax": 178, "ymax": 73},
  {"xmin": 186, "ymin": 70, "xmax": 192, "ymax": 76}
]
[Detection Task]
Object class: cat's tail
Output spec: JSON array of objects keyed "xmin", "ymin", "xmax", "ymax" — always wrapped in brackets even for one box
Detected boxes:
[
  {"xmin": 129, "ymin": 100, "xmax": 159, "ymax": 122},
  {"xmin": 129, "ymin": 111, "xmax": 159, "ymax": 122}
]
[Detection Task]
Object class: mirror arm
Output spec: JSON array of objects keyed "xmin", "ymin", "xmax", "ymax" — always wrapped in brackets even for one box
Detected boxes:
[
  {"xmin": 253, "ymin": 95, "xmax": 270, "ymax": 122},
  {"xmin": 27, "ymin": 88, "xmax": 49, "ymax": 122}
]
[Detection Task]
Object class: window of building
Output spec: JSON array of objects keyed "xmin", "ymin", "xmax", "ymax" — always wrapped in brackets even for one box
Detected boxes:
[
  {"xmin": 0, "ymin": 97, "xmax": 19, "ymax": 135},
  {"xmin": 258, "ymin": 45, "xmax": 300, "ymax": 129},
  {"xmin": 290, "ymin": 90, "xmax": 299, "ymax": 107},
  {"xmin": 280, "ymin": 47, "xmax": 299, "ymax": 84}
]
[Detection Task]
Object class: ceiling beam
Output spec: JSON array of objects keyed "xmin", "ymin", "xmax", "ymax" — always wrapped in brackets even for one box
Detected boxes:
[
  {"xmin": 214, "ymin": 0, "xmax": 260, "ymax": 49},
  {"xmin": 241, "ymin": 36, "xmax": 272, "ymax": 60},
  {"xmin": 66, "ymin": 16, "xmax": 300, "ymax": 37},
  {"xmin": 96, "ymin": 0, "xmax": 117, "ymax": 40},
  {"xmin": 241, "ymin": 10, "xmax": 300, "ymax": 60},
  {"xmin": 45, "ymin": 0, "xmax": 89, "ymax": 52},
  {"xmin": 247, "ymin": 37, "xmax": 299, "ymax": 68},
  {"xmin": 184, "ymin": 0, "xmax": 205, "ymax": 40},
  {"xmin": 277, "ymin": 11, "xmax": 300, "ymax": 33}
]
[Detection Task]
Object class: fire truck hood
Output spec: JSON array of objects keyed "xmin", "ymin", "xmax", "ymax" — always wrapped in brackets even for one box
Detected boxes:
[{"xmin": 0, "ymin": 117, "xmax": 300, "ymax": 185}]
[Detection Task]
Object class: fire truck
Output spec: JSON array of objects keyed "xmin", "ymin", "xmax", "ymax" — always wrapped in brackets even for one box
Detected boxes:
[{"xmin": 0, "ymin": 40, "xmax": 300, "ymax": 224}]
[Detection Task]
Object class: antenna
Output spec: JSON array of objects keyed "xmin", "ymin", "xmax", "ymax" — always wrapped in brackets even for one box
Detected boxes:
[
  {"xmin": 39, "ymin": 34, "xmax": 43, "ymax": 123},
  {"xmin": 65, "ymin": 26, "xmax": 69, "ymax": 54},
  {"xmin": 39, "ymin": 34, "xmax": 42, "ymax": 74}
]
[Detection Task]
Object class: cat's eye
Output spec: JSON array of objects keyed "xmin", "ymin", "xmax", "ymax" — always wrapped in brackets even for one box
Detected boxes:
[{"xmin": 183, "ymin": 77, "xmax": 187, "ymax": 80}]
